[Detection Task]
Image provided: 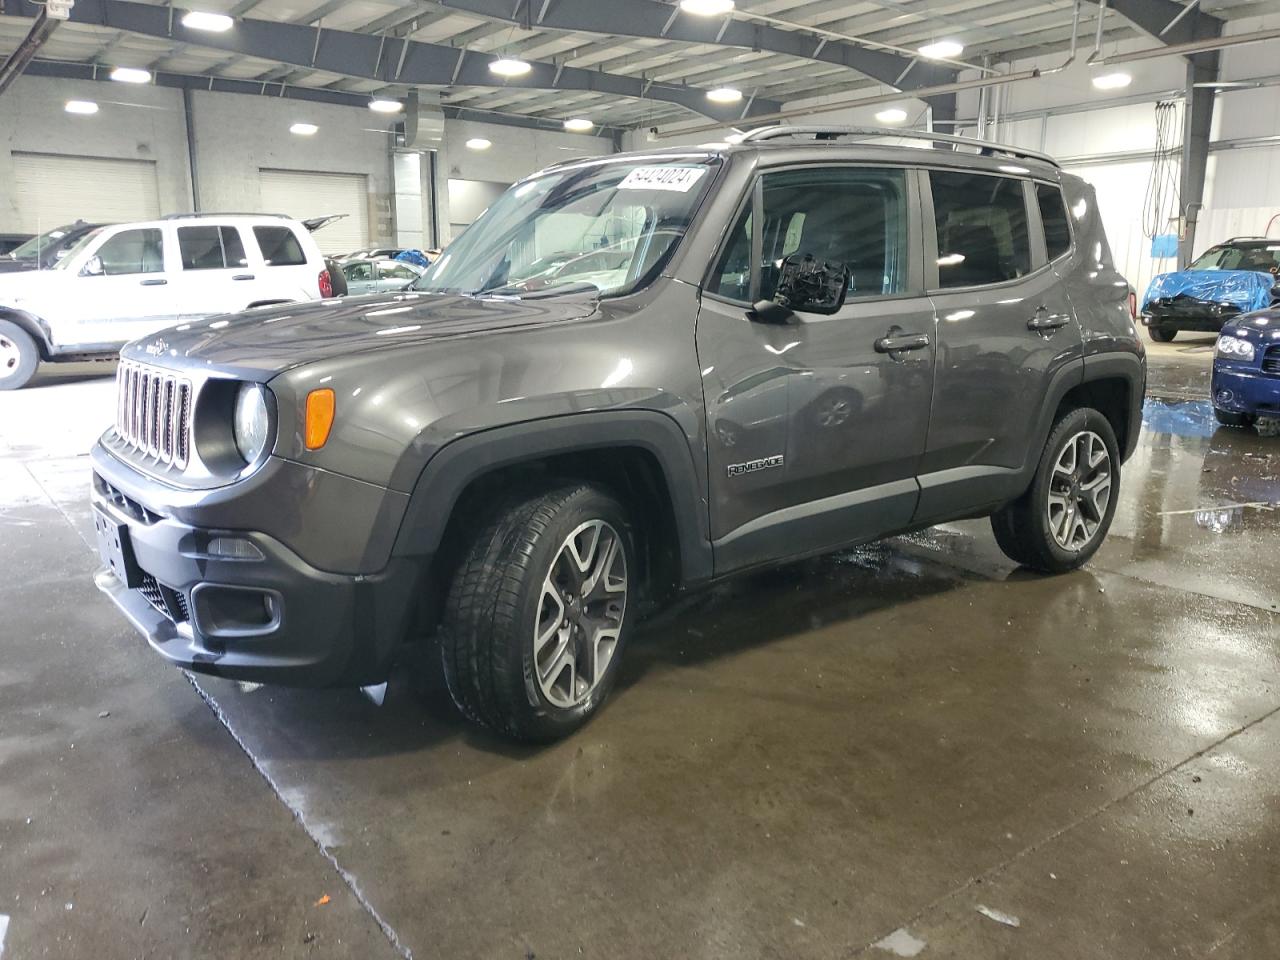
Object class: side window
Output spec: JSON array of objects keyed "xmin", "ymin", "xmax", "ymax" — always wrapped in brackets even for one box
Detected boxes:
[
  {"xmin": 178, "ymin": 225, "xmax": 248, "ymax": 270},
  {"xmin": 253, "ymin": 225, "xmax": 307, "ymax": 267},
  {"xmin": 760, "ymin": 166, "xmax": 908, "ymax": 301},
  {"xmin": 930, "ymin": 171, "xmax": 1031, "ymax": 288},
  {"xmin": 379, "ymin": 262, "xmax": 417, "ymax": 280},
  {"xmin": 707, "ymin": 204, "xmax": 753, "ymax": 302},
  {"xmin": 94, "ymin": 228, "xmax": 164, "ymax": 275},
  {"xmin": 345, "ymin": 262, "xmax": 373, "ymax": 282},
  {"xmin": 1036, "ymin": 183, "xmax": 1072, "ymax": 261}
]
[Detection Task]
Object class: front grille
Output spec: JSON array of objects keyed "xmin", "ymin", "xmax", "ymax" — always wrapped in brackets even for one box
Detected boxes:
[
  {"xmin": 115, "ymin": 361, "xmax": 192, "ymax": 468},
  {"xmin": 1262, "ymin": 346, "xmax": 1280, "ymax": 376}
]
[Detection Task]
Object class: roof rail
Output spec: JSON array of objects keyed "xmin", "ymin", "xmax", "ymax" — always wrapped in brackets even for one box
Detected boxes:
[
  {"xmin": 160, "ymin": 212, "xmax": 291, "ymax": 220},
  {"xmin": 738, "ymin": 125, "xmax": 1061, "ymax": 170},
  {"xmin": 1224, "ymin": 235, "xmax": 1269, "ymax": 243}
]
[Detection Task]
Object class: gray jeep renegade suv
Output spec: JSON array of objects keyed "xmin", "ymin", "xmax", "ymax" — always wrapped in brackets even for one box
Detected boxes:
[{"xmin": 91, "ymin": 126, "xmax": 1145, "ymax": 741}]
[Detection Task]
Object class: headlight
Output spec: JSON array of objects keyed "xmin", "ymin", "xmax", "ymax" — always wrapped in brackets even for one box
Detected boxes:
[
  {"xmin": 1215, "ymin": 335, "xmax": 1255, "ymax": 361},
  {"xmin": 233, "ymin": 383, "xmax": 271, "ymax": 462}
]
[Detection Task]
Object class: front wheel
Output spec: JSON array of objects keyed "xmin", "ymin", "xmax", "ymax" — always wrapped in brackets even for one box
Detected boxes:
[
  {"xmin": 0, "ymin": 320, "xmax": 39, "ymax": 390},
  {"xmin": 1214, "ymin": 408, "xmax": 1251, "ymax": 428},
  {"xmin": 440, "ymin": 483, "xmax": 634, "ymax": 742},
  {"xmin": 1148, "ymin": 326, "xmax": 1177, "ymax": 343},
  {"xmin": 991, "ymin": 407, "xmax": 1120, "ymax": 574}
]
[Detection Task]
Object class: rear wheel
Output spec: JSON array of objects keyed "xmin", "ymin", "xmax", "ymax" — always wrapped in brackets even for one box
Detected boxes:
[
  {"xmin": 1148, "ymin": 326, "xmax": 1177, "ymax": 343},
  {"xmin": 440, "ymin": 483, "xmax": 634, "ymax": 742},
  {"xmin": 1213, "ymin": 408, "xmax": 1251, "ymax": 428},
  {"xmin": 0, "ymin": 320, "xmax": 39, "ymax": 391},
  {"xmin": 991, "ymin": 407, "xmax": 1120, "ymax": 574}
]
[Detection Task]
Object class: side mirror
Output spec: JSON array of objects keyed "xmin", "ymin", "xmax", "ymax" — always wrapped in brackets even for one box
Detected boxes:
[
  {"xmin": 750, "ymin": 299, "xmax": 794, "ymax": 324},
  {"xmin": 775, "ymin": 253, "xmax": 849, "ymax": 316},
  {"xmin": 80, "ymin": 255, "xmax": 104, "ymax": 277}
]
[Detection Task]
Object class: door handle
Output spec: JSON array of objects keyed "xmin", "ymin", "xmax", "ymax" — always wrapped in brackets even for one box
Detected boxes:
[
  {"xmin": 232, "ymin": 273, "xmax": 255, "ymax": 281},
  {"xmin": 139, "ymin": 278, "xmax": 167, "ymax": 286},
  {"xmin": 874, "ymin": 332, "xmax": 930, "ymax": 354},
  {"xmin": 1028, "ymin": 307, "xmax": 1070, "ymax": 331}
]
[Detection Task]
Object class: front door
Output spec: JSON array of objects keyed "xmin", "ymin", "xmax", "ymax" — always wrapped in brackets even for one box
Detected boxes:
[
  {"xmin": 697, "ymin": 164, "xmax": 936, "ymax": 574},
  {"xmin": 66, "ymin": 226, "xmax": 177, "ymax": 348}
]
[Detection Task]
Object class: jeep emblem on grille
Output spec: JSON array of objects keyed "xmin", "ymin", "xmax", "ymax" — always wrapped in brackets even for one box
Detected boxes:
[{"xmin": 145, "ymin": 339, "xmax": 168, "ymax": 357}]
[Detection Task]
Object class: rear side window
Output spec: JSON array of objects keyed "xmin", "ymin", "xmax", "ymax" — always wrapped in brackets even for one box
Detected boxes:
[
  {"xmin": 344, "ymin": 261, "xmax": 372, "ymax": 281},
  {"xmin": 95, "ymin": 228, "xmax": 164, "ymax": 275},
  {"xmin": 1036, "ymin": 184, "xmax": 1072, "ymax": 261},
  {"xmin": 253, "ymin": 225, "xmax": 307, "ymax": 267},
  {"xmin": 931, "ymin": 171, "xmax": 1031, "ymax": 288},
  {"xmin": 178, "ymin": 225, "xmax": 247, "ymax": 270}
]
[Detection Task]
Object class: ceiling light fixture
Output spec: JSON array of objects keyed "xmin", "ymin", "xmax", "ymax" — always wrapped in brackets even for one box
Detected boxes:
[
  {"xmin": 369, "ymin": 98, "xmax": 403, "ymax": 113},
  {"xmin": 65, "ymin": 100, "xmax": 99, "ymax": 115},
  {"xmin": 181, "ymin": 10, "xmax": 233, "ymax": 32},
  {"xmin": 679, "ymin": 0, "xmax": 735, "ymax": 15},
  {"xmin": 489, "ymin": 58, "xmax": 532, "ymax": 77},
  {"xmin": 706, "ymin": 86, "xmax": 743, "ymax": 104},
  {"xmin": 466, "ymin": 137, "xmax": 492, "ymax": 150},
  {"xmin": 1092, "ymin": 71, "xmax": 1133, "ymax": 90},
  {"xmin": 875, "ymin": 107, "xmax": 907, "ymax": 124},
  {"xmin": 110, "ymin": 66, "xmax": 152, "ymax": 84},
  {"xmin": 290, "ymin": 122, "xmax": 318, "ymax": 135},
  {"xmin": 563, "ymin": 117, "xmax": 594, "ymax": 132},
  {"xmin": 918, "ymin": 40, "xmax": 964, "ymax": 60}
]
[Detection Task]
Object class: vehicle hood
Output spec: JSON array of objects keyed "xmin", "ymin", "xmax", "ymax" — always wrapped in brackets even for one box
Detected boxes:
[
  {"xmin": 1142, "ymin": 269, "xmax": 1277, "ymax": 313},
  {"xmin": 121, "ymin": 290, "xmax": 600, "ymax": 377},
  {"xmin": 1217, "ymin": 308, "xmax": 1280, "ymax": 343},
  {"xmin": 0, "ymin": 268, "xmax": 64, "ymax": 302}
]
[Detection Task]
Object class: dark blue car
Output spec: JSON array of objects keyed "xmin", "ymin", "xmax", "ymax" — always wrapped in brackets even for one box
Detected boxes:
[
  {"xmin": 1142, "ymin": 238, "xmax": 1280, "ymax": 342},
  {"xmin": 1212, "ymin": 309, "xmax": 1280, "ymax": 431}
]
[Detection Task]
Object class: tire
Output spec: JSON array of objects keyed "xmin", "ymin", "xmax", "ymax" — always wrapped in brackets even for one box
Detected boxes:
[
  {"xmin": 0, "ymin": 320, "xmax": 39, "ymax": 390},
  {"xmin": 440, "ymin": 483, "xmax": 635, "ymax": 742},
  {"xmin": 1148, "ymin": 326, "xmax": 1177, "ymax": 343},
  {"xmin": 991, "ymin": 407, "xmax": 1121, "ymax": 574},
  {"xmin": 1214, "ymin": 407, "xmax": 1251, "ymax": 428}
]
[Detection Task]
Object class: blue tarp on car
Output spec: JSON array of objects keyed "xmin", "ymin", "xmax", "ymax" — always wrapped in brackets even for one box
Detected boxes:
[{"xmin": 1142, "ymin": 269, "xmax": 1277, "ymax": 313}]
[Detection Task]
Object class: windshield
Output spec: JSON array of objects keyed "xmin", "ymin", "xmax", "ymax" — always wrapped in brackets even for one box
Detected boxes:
[
  {"xmin": 415, "ymin": 157, "xmax": 720, "ymax": 298},
  {"xmin": 51, "ymin": 228, "xmax": 106, "ymax": 270},
  {"xmin": 1190, "ymin": 244, "xmax": 1280, "ymax": 275},
  {"xmin": 9, "ymin": 226, "xmax": 73, "ymax": 260}
]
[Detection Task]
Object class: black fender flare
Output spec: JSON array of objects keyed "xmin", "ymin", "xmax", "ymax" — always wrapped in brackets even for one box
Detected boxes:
[
  {"xmin": 391, "ymin": 410, "xmax": 714, "ymax": 584},
  {"xmin": 0, "ymin": 307, "xmax": 53, "ymax": 359},
  {"xmin": 1082, "ymin": 350, "xmax": 1146, "ymax": 462}
]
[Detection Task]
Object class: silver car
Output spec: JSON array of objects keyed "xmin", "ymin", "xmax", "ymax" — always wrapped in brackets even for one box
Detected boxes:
[{"xmin": 340, "ymin": 258, "xmax": 424, "ymax": 295}]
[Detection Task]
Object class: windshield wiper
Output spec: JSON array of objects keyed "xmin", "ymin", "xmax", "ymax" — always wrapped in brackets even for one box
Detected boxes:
[{"xmin": 479, "ymin": 280, "xmax": 602, "ymax": 300}]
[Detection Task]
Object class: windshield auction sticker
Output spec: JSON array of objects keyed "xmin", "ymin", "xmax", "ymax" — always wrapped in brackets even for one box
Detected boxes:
[{"xmin": 617, "ymin": 166, "xmax": 707, "ymax": 192}]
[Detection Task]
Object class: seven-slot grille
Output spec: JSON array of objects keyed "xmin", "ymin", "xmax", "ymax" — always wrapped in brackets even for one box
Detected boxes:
[{"xmin": 115, "ymin": 361, "xmax": 193, "ymax": 468}]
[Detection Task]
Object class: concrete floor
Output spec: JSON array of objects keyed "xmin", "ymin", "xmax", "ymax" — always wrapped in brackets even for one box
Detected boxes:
[{"xmin": 3, "ymin": 332, "xmax": 1279, "ymax": 959}]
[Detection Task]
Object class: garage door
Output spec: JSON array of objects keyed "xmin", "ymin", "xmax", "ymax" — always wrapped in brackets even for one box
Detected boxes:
[
  {"xmin": 259, "ymin": 169, "xmax": 368, "ymax": 254},
  {"xmin": 12, "ymin": 152, "xmax": 161, "ymax": 233}
]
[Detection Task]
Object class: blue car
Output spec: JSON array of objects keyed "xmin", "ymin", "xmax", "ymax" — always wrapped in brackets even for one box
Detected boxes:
[
  {"xmin": 1142, "ymin": 238, "xmax": 1280, "ymax": 342},
  {"xmin": 1211, "ymin": 309, "xmax": 1280, "ymax": 431}
]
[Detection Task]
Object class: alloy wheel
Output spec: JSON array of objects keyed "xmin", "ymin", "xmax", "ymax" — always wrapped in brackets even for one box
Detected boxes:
[
  {"xmin": 533, "ymin": 519, "xmax": 628, "ymax": 708},
  {"xmin": 1046, "ymin": 430, "xmax": 1113, "ymax": 551}
]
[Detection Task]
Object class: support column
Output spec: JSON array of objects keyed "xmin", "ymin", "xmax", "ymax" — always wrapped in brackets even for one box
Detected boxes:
[{"xmin": 1178, "ymin": 51, "xmax": 1218, "ymax": 268}]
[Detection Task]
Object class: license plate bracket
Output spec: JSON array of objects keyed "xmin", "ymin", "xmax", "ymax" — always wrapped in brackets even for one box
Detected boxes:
[{"xmin": 94, "ymin": 507, "xmax": 143, "ymax": 589}]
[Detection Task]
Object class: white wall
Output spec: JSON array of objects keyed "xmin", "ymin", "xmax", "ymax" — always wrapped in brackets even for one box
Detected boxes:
[{"xmin": 0, "ymin": 75, "xmax": 193, "ymax": 229}]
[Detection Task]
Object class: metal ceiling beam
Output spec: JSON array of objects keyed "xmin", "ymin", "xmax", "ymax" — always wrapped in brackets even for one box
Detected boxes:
[
  {"xmin": 1097, "ymin": 0, "xmax": 1223, "ymax": 47},
  {"xmin": 13, "ymin": 0, "xmax": 780, "ymax": 120},
  {"xmin": 427, "ymin": 0, "xmax": 956, "ymax": 92}
]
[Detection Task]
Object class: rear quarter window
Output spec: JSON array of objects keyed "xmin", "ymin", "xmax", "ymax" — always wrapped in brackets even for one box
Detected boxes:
[
  {"xmin": 1036, "ymin": 183, "xmax": 1073, "ymax": 261},
  {"xmin": 253, "ymin": 225, "xmax": 308, "ymax": 267}
]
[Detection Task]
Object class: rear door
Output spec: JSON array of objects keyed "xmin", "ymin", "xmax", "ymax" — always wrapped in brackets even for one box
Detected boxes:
[
  {"xmin": 173, "ymin": 223, "xmax": 255, "ymax": 320},
  {"xmin": 250, "ymin": 223, "xmax": 320, "ymax": 302},
  {"xmin": 343, "ymin": 260, "xmax": 375, "ymax": 295},
  {"xmin": 914, "ymin": 168, "xmax": 1083, "ymax": 523},
  {"xmin": 697, "ymin": 163, "xmax": 936, "ymax": 573}
]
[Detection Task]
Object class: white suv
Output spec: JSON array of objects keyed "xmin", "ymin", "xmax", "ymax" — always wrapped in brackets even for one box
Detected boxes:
[{"xmin": 0, "ymin": 213, "xmax": 334, "ymax": 390}]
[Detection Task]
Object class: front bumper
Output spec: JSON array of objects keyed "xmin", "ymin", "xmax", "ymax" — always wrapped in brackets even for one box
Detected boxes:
[
  {"xmin": 1211, "ymin": 362, "xmax": 1280, "ymax": 417},
  {"xmin": 1141, "ymin": 307, "xmax": 1239, "ymax": 333},
  {"xmin": 90, "ymin": 459, "xmax": 422, "ymax": 687}
]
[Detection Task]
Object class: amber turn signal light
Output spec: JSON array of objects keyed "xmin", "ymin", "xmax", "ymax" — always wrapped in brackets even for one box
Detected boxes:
[{"xmin": 305, "ymin": 388, "xmax": 335, "ymax": 450}]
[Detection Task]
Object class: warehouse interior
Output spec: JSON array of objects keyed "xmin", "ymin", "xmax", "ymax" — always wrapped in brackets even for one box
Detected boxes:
[{"xmin": 3, "ymin": 0, "xmax": 1280, "ymax": 957}]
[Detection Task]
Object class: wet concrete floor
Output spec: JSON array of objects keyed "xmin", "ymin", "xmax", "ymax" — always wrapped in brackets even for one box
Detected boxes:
[{"xmin": 2, "ymin": 334, "xmax": 1279, "ymax": 958}]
